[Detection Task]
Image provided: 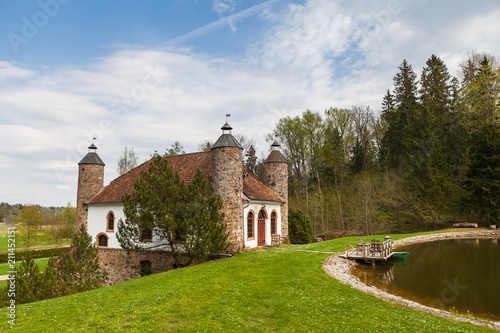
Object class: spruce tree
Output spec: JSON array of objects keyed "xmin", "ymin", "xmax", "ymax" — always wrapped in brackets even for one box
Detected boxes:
[
  {"xmin": 460, "ymin": 57, "xmax": 500, "ymax": 224},
  {"xmin": 381, "ymin": 59, "xmax": 421, "ymax": 172},
  {"xmin": 244, "ymin": 145, "xmax": 258, "ymax": 175},
  {"xmin": 411, "ymin": 55, "xmax": 462, "ymax": 214},
  {"xmin": 463, "ymin": 124, "xmax": 500, "ymax": 224}
]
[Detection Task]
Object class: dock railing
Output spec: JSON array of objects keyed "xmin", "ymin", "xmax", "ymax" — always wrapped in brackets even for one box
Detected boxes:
[{"xmin": 345, "ymin": 237, "xmax": 393, "ymax": 260}]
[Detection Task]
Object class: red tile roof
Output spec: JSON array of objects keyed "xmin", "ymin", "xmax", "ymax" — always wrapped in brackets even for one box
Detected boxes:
[
  {"xmin": 243, "ymin": 173, "xmax": 281, "ymax": 202},
  {"xmin": 88, "ymin": 151, "xmax": 281, "ymax": 204}
]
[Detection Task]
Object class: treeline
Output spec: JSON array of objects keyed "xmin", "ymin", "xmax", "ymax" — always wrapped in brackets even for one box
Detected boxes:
[
  {"xmin": 266, "ymin": 52, "xmax": 499, "ymax": 239},
  {"xmin": 1, "ymin": 202, "xmax": 76, "ymax": 248},
  {"xmin": 0, "ymin": 202, "xmax": 73, "ymax": 225}
]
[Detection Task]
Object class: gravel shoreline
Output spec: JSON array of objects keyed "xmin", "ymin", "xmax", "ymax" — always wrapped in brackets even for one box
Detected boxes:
[{"xmin": 323, "ymin": 230, "xmax": 500, "ymax": 330}]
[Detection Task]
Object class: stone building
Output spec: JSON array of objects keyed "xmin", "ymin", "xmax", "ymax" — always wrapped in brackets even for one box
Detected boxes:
[{"xmin": 76, "ymin": 122, "xmax": 288, "ymax": 284}]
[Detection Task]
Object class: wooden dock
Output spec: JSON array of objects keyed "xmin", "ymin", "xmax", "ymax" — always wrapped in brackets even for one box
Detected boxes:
[{"xmin": 343, "ymin": 237, "xmax": 393, "ymax": 262}]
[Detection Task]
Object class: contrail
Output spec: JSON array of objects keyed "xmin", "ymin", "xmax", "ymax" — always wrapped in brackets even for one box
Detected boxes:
[{"xmin": 162, "ymin": 0, "xmax": 280, "ymax": 47}]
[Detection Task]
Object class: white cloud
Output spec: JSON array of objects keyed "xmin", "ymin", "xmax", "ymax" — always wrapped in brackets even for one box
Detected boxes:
[
  {"xmin": 2, "ymin": 0, "xmax": 500, "ymax": 206},
  {"xmin": 212, "ymin": 0, "xmax": 236, "ymax": 16},
  {"xmin": 0, "ymin": 61, "xmax": 34, "ymax": 81}
]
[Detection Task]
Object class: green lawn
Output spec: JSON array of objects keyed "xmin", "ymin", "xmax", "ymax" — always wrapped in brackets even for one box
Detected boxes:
[
  {"xmin": 0, "ymin": 257, "xmax": 52, "ymax": 276},
  {"xmin": 1, "ymin": 231, "xmax": 495, "ymax": 332},
  {"xmin": 0, "ymin": 232, "xmax": 70, "ymax": 251},
  {"xmin": 0, "ymin": 257, "xmax": 52, "ymax": 288}
]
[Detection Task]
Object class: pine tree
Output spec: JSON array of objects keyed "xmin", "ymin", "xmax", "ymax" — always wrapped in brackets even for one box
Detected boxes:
[
  {"xmin": 56, "ymin": 224, "xmax": 108, "ymax": 294},
  {"xmin": 0, "ymin": 225, "xmax": 105, "ymax": 306},
  {"xmin": 118, "ymin": 157, "xmax": 228, "ymax": 268},
  {"xmin": 0, "ymin": 256, "xmax": 56, "ymax": 306},
  {"xmin": 182, "ymin": 169, "xmax": 229, "ymax": 264}
]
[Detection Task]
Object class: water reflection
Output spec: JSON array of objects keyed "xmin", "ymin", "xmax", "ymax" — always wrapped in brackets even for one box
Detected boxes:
[{"xmin": 351, "ymin": 238, "xmax": 500, "ymax": 322}]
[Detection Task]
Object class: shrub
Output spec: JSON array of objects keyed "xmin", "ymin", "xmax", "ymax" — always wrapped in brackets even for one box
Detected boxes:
[
  {"xmin": 0, "ymin": 247, "xmax": 68, "ymax": 263},
  {"xmin": 0, "ymin": 225, "xmax": 107, "ymax": 307},
  {"xmin": 288, "ymin": 209, "xmax": 313, "ymax": 244}
]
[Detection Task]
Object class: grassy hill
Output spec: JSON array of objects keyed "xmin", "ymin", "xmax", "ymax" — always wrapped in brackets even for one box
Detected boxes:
[{"xmin": 3, "ymin": 232, "xmax": 495, "ymax": 332}]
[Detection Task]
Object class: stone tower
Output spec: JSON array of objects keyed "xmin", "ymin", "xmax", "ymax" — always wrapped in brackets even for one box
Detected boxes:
[
  {"xmin": 264, "ymin": 140, "xmax": 288, "ymax": 237},
  {"xmin": 76, "ymin": 143, "xmax": 105, "ymax": 229},
  {"xmin": 211, "ymin": 122, "xmax": 244, "ymax": 253}
]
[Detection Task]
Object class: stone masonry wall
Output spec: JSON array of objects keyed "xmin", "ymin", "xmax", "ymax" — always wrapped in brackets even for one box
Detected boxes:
[
  {"xmin": 263, "ymin": 162, "xmax": 289, "ymax": 238},
  {"xmin": 76, "ymin": 164, "xmax": 104, "ymax": 229},
  {"xmin": 211, "ymin": 147, "xmax": 244, "ymax": 253},
  {"xmin": 98, "ymin": 248, "xmax": 175, "ymax": 286}
]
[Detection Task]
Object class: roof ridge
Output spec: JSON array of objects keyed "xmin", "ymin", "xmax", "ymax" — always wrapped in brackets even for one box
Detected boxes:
[
  {"xmin": 110, "ymin": 151, "xmax": 211, "ymax": 184},
  {"xmin": 163, "ymin": 151, "xmax": 211, "ymax": 159}
]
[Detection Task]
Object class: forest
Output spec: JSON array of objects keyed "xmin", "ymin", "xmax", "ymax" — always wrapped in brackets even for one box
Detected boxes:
[{"xmin": 257, "ymin": 52, "xmax": 499, "ymax": 239}]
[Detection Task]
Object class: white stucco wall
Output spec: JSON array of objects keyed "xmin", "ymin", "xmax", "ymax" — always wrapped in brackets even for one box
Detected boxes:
[
  {"xmin": 243, "ymin": 200, "xmax": 282, "ymax": 249},
  {"xmin": 87, "ymin": 203, "xmax": 124, "ymax": 249},
  {"xmin": 88, "ymin": 203, "xmax": 167, "ymax": 250},
  {"xmin": 89, "ymin": 200, "xmax": 283, "ymax": 251}
]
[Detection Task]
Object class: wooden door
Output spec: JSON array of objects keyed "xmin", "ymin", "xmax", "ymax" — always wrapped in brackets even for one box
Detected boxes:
[{"xmin": 258, "ymin": 219, "xmax": 266, "ymax": 246}]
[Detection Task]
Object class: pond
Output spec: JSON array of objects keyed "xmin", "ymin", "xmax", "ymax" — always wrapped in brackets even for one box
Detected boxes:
[{"xmin": 351, "ymin": 238, "xmax": 500, "ymax": 322}]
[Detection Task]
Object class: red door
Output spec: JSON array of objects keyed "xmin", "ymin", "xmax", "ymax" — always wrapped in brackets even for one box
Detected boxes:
[{"xmin": 258, "ymin": 219, "xmax": 266, "ymax": 246}]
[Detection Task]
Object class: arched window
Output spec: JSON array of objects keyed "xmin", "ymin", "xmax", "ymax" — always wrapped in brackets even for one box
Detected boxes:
[
  {"xmin": 140, "ymin": 227, "xmax": 153, "ymax": 242},
  {"xmin": 271, "ymin": 211, "xmax": 277, "ymax": 235},
  {"xmin": 247, "ymin": 211, "xmax": 254, "ymax": 239},
  {"xmin": 97, "ymin": 234, "xmax": 108, "ymax": 247},
  {"xmin": 258, "ymin": 209, "xmax": 267, "ymax": 220},
  {"xmin": 106, "ymin": 211, "xmax": 115, "ymax": 232}
]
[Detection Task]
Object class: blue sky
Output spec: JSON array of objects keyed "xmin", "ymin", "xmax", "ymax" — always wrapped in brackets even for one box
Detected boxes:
[{"xmin": 1, "ymin": 0, "xmax": 500, "ymax": 206}]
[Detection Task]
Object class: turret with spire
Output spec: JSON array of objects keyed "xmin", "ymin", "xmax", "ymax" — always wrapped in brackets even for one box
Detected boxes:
[
  {"xmin": 264, "ymin": 138, "xmax": 288, "ymax": 237},
  {"xmin": 211, "ymin": 117, "xmax": 244, "ymax": 252},
  {"xmin": 76, "ymin": 141, "xmax": 105, "ymax": 229}
]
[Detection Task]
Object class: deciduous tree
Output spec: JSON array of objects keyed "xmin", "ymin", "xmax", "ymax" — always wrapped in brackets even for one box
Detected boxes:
[
  {"xmin": 46, "ymin": 215, "xmax": 70, "ymax": 244},
  {"xmin": 16, "ymin": 205, "xmax": 43, "ymax": 249},
  {"xmin": 117, "ymin": 147, "xmax": 138, "ymax": 175}
]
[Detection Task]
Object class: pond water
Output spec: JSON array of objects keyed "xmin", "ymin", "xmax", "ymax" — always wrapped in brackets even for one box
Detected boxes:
[{"xmin": 351, "ymin": 238, "xmax": 500, "ymax": 322}]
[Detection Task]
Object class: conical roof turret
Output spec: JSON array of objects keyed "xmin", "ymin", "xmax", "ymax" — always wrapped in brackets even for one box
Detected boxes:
[
  {"xmin": 211, "ymin": 121, "xmax": 243, "ymax": 149},
  {"xmin": 78, "ymin": 143, "xmax": 105, "ymax": 165},
  {"xmin": 265, "ymin": 139, "xmax": 286, "ymax": 163}
]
